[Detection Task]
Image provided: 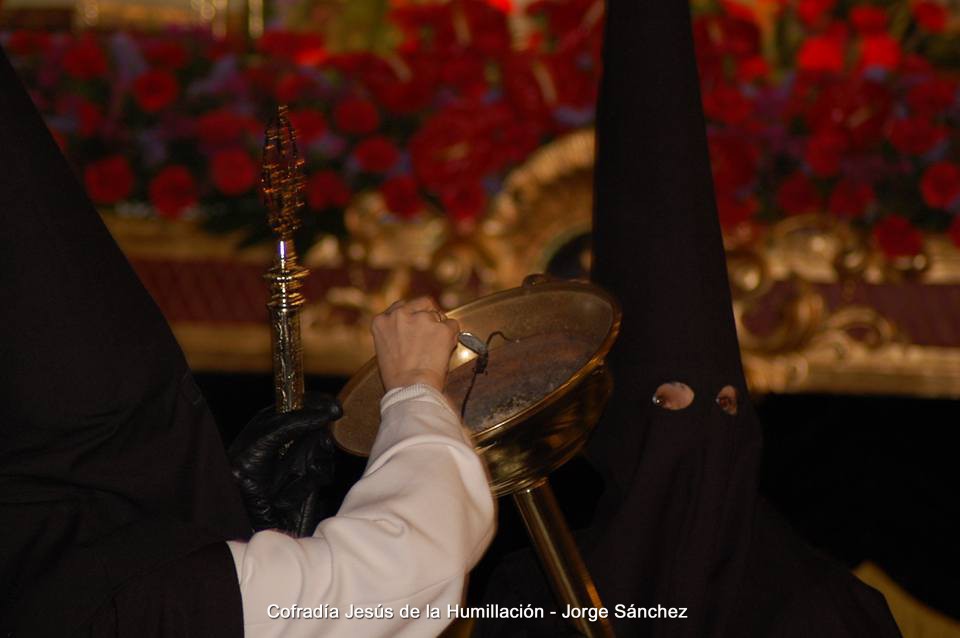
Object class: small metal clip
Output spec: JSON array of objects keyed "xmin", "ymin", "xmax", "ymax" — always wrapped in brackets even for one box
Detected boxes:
[
  {"xmin": 457, "ymin": 331, "xmax": 520, "ymax": 419},
  {"xmin": 458, "ymin": 332, "xmax": 489, "ymax": 357}
]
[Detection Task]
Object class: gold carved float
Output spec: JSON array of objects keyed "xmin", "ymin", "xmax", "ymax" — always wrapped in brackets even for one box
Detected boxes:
[{"xmin": 106, "ymin": 128, "xmax": 960, "ymax": 398}]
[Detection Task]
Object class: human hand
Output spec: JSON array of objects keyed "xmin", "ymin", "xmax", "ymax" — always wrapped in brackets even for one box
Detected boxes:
[
  {"xmin": 228, "ymin": 393, "xmax": 342, "ymax": 533},
  {"xmin": 371, "ymin": 297, "xmax": 460, "ymax": 392}
]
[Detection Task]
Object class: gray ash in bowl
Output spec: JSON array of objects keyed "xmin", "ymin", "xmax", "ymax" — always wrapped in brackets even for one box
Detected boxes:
[{"xmin": 444, "ymin": 332, "xmax": 597, "ymax": 432}]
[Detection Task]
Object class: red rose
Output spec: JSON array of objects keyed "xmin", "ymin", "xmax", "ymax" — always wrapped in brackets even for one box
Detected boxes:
[
  {"xmin": 695, "ymin": 14, "xmax": 760, "ymax": 61},
  {"xmin": 392, "ymin": 4, "xmax": 457, "ymax": 53},
  {"xmin": 132, "ymin": 70, "xmax": 179, "ymax": 113},
  {"xmin": 326, "ymin": 51, "xmax": 379, "ymax": 74},
  {"xmin": 6, "ymin": 30, "xmax": 51, "ymax": 56},
  {"xmin": 797, "ymin": 35, "xmax": 846, "ymax": 73},
  {"xmin": 211, "ymin": 149, "xmax": 258, "ymax": 196},
  {"xmin": 243, "ymin": 66, "xmax": 277, "ymax": 95},
  {"xmin": 803, "ymin": 78, "xmax": 892, "ymax": 150},
  {"xmin": 736, "ymin": 55, "xmax": 769, "ymax": 82},
  {"xmin": 873, "ymin": 215, "xmax": 923, "ymax": 257},
  {"xmin": 274, "ymin": 73, "xmax": 313, "ymax": 103},
  {"xmin": 306, "ymin": 171, "xmax": 351, "ymax": 211},
  {"xmin": 702, "ymin": 84, "xmax": 753, "ymax": 125},
  {"xmin": 501, "ymin": 52, "xmax": 552, "ymax": 121},
  {"xmin": 797, "ymin": 0, "xmax": 836, "ymax": 27},
  {"xmin": 716, "ymin": 194, "xmax": 758, "ymax": 229},
  {"xmin": 76, "ymin": 100, "xmax": 103, "ymax": 137},
  {"xmin": 440, "ymin": 53, "xmax": 489, "ymax": 100},
  {"xmin": 827, "ymin": 179, "xmax": 874, "ymax": 218},
  {"xmin": 804, "ymin": 127, "xmax": 848, "ymax": 177},
  {"xmin": 257, "ymin": 30, "xmax": 289, "ymax": 60},
  {"xmin": 506, "ymin": 118, "xmax": 549, "ymax": 165},
  {"xmin": 354, "ymin": 137, "xmax": 400, "ymax": 173},
  {"xmin": 776, "ymin": 172, "xmax": 821, "ymax": 215},
  {"xmin": 196, "ymin": 109, "xmax": 257, "ymax": 147},
  {"xmin": 948, "ymin": 216, "xmax": 960, "ymax": 249},
  {"xmin": 258, "ymin": 30, "xmax": 292, "ymax": 60},
  {"xmin": 718, "ymin": 1, "xmax": 757, "ymax": 22},
  {"xmin": 903, "ymin": 53, "xmax": 934, "ymax": 73},
  {"xmin": 438, "ymin": 181, "xmax": 487, "ymax": 224},
  {"xmin": 409, "ymin": 100, "xmax": 523, "ymax": 189},
  {"xmin": 860, "ymin": 34, "xmax": 901, "ymax": 70},
  {"xmin": 364, "ymin": 54, "xmax": 437, "ymax": 115},
  {"xmin": 887, "ymin": 117, "xmax": 948, "ymax": 155},
  {"xmin": 907, "ymin": 78, "xmax": 957, "ymax": 117},
  {"xmin": 205, "ymin": 37, "xmax": 241, "ymax": 61},
  {"xmin": 913, "ymin": 1, "xmax": 947, "ymax": 33},
  {"xmin": 460, "ymin": 0, "xmax": 512, "ymax": 56},
  {"xmin": 288, "ymin": 109, "xmax": 327, "ymax": 143},
  {"xmin": 63, "ymin": 36, "xmax": 108, "ymax": 80},
  {"xmin": 708, "ymin": 133, "xmax": 759, "ymax": 192},
  {"xmin": 547, "ymin": 45, "xmax": 599, "ymax": 109},
  {"xmin": 525, "ymin": 0, "xmax": 599, "ymax": 35},
  {"xmin": 149, "ymin": 166, "xmax": 198, "ymax": 218},
  {"xmin": 377, "ymin": 75, "xmax": 437, "ymax": 115},
  {"xmin": 258, "ymin": 30, "xmax": 327, "ymax": 66},
  {"xmin": 333, "ymin": 98, "xmax": 380, "ymax": 135},
  {"xmin": 920, "ymin": 162, "xmax": 960, "ymax": 210},
  {"xmin": 380, "ymin": 176, "xmax": 423, "ymax": 219},
  {"xmin": 850, "ymin": 6, "xmax": 888, "ymax": 34},
  {"xmin": 142, "ymin": 40, "xmax": 188, "ymax": 70},
  {"xmin": 716, "ymin": 15, "xmax": 762, "ymax": 57},
  {"xmin": 84, "ymin": 155, "xmax": 134, "ymax": 204}
]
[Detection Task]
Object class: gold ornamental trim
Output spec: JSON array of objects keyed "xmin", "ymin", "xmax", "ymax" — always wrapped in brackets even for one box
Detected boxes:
[
  {"xmin": 103, "ymin": 216, "xmax": 273, "ymax": 264},
  {"xmin": 108, "ymin": 129, "xmax": 960, "ymax": 398}
]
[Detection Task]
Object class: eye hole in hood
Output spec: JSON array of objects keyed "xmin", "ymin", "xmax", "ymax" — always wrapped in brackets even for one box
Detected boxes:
[
  {"xmin": 716, "ymin": 385, "xmax": 739, "ymax": 415},
  {"xmin": 652, "ymin": 382, "xmax": 695, "ymax": 411}
]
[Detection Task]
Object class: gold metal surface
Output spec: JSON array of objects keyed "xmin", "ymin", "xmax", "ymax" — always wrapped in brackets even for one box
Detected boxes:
[
  {"xmin": 333, "ymin": 277, "xmax": 620, "ymax": 494},
  {"xmin": 108, "ymin": 127, "xmax": 960, "ymax": 398},
  {"xmin": 725, "ymin": 214, "xmax": 960, "ymax": 397},
  {"xmin": 855, "ymin": 562, "xmax": 960, "ymax": 638},
  {"xmin": 514, "ymin": 482, "xmax": 614, "ymax": 638},
  {"xmin": 336, "ymin": 275, "xmax": 620, "ymax": 634},
  {"xmin": 262, "ymin": 105, "xmax": 308, "ymax": 413},
  {"xmin": 74, "ymin": 0, "xmax": 222, "ymax": 31}
]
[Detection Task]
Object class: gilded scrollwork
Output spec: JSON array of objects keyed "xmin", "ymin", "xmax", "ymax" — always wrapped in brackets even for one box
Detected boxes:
[
  {"xmin": 107, "ymin": 128, "xmax": 960, "ymax": 397},
  {"xmin": 300, "ymin": 130, "xmax": 597, "ymax": 353},
  {"xmin": 728, "ymin": 214, "xmax": 960, "ymax": 396}
]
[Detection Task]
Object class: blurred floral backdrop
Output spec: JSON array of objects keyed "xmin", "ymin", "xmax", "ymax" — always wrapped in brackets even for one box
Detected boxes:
[{"xmin": 2, "ymin": 0, "xmax": 959, "ymax": 257}]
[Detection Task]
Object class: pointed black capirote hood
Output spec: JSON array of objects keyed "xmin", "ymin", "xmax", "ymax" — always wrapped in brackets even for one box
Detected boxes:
[
  {"xmin": 583, "ymin": 0, "xmax": 762, "ymax": 634},
  {"xmin": 583, "ymin": 4, "xmax": 900, "ymax": 637},
  {"xmin": 0, "ymin": 44, "xmax": 249, "ymax": 635}
]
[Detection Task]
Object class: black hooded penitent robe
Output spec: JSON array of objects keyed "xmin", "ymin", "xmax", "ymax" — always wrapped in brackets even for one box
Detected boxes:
[
  {"xmin": 0, "ymin": 46, "xmax": 251, "ymax": 636},
  {"xmin": 477, "ymin": 1, "xmax": 903, "ymax": 637}
]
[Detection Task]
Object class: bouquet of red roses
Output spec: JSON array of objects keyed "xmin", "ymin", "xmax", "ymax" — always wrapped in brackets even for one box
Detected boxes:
[
  {"xmin": 693, "ymin": 0, "xmax": 959, "ymax": 257},
  {"xmin": 3, "ymin": 0, "xmax": 958, "ymax": 257},
  {"xmin": 2, "ymin": 0, "xmax": 604, "ymax": 248}
]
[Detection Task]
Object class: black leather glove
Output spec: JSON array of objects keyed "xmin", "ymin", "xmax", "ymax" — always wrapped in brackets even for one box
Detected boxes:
[{"xmin": 228, "ymin": 393, "xmax": 342, "ymax": 536}]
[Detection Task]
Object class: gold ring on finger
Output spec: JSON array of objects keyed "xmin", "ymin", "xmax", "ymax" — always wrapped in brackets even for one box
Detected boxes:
[{"xmin": 421, "ymin": 309, "xmax": 445, "ymax": 322}]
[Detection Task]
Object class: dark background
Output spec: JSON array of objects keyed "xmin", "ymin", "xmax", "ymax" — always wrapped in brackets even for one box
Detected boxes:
[{"xmin": 198, "ymin": 373, "xmax": 960, "ymax": 620}]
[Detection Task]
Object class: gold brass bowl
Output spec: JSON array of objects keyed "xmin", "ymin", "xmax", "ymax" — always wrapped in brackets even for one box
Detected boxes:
[
  {"xmin": 333, "ymin": 276, "xmax": 620, "ymax": 494},
  {"xmin": 334, "ymin": 275, "xmax": 621, "ymax": 637}
]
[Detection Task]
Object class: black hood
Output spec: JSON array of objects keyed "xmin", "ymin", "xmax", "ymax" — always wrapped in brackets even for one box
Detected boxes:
[
  {"xmin": 0, "ymin": 44, "xmax": 250, "ymax": 634},
  {"xmin": 584, "ymin": 1, "xmax": 759, "ymax": 634}
]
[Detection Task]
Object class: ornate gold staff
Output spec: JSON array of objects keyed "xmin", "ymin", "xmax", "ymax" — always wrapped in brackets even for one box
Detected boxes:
[
  {"xmin": 262, "ymin": 105, "xmax": 321, "ymax": 537},
  {"xmin": 261, "ymin": 105, "xmax": 309, "ymax": 415}
]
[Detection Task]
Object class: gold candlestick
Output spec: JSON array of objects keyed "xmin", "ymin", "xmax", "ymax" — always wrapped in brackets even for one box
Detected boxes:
[
  {"xmin": 334, "ymin": 277, "xmax": 619, "ymax": 637},
  {"xmin": 262, "ymin": 105, "xmax": 308, "ymax": 414}
]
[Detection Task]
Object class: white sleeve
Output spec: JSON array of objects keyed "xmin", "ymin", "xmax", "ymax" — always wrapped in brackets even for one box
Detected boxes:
[{"xmin": 226, "ymin": 383, "xmax": 497, "ymax": 638}]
